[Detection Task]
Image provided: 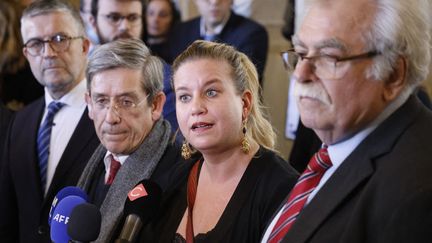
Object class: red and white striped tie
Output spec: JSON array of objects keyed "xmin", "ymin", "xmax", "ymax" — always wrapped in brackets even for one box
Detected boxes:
[{"xmin": 268, "ymin": 146, "xmax": 332, "ymax": 243}]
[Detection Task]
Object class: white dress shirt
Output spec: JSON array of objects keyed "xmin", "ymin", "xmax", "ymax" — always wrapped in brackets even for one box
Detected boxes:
[
  {"xmin": 103, "ymin": 152, "xmax": 128, "ymax": 183},
  {"xmin": 43, "ymin": 80, "xmax": 87, "ymax": 194}
]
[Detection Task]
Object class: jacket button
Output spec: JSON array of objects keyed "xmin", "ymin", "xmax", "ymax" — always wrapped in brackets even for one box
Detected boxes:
[{"xmin": 37, "ymin": 225, "xmax": 47, "ymax": 235}]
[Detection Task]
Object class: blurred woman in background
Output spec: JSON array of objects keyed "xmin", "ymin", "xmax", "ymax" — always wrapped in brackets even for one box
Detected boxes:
[{"xmin": 144, "ymin": 0, "xmax": 179, "ymax": 61}]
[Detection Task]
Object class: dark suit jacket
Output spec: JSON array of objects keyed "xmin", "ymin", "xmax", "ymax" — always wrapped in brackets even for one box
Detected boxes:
[
  {"xmin": 167, "ymin": 11, "xmax": 268, "ymax": 83},
  {"xmin": 0, "ymin": 103, "xmax": 13, "ymax": 161},
  {"xmin": 278, "ymin": 96, "xmax": 432, "ymax": 243},
  {"xmin": 0, "ymin": 97, "xmax": 100, "ymax": 243}
]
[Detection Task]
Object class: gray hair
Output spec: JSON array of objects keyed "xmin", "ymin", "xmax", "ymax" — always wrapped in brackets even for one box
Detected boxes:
[
  {"xmin": 172, "ymin": 40, "xmax": 277, "ymax": 151},
  {"xmin": 303, "ymin": 0, "xmax": 431, "ymax": 98},
  {"xmin": 22, "ymin": 0, "xmax": 86, "ymax": 36},
  {"xmin": 364, "ymin": 0, "xmax": 431, "ymax": 97},
  {"xmin": 86, "ymin": 38, "xmax": 164, "ymax": 102}
]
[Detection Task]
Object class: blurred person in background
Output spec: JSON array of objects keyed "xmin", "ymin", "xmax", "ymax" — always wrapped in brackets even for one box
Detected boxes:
[
  {"xmin": 144, "ymin": 0, "xmax": 179, "ymax": 61},
  {"xmin": 0, "ymin": 0, "xmax": 43, "ymax": 111},
  {"xmin": 80, "ymin": 0, "xmax": 100, "ymax": 53},
  {"xmin": 90, "ymin": 0, "xmax": 143, "ymax": 44},
  {"xmin": 165, "ymin": 0, "xmax": 268, "ymax": 85}
]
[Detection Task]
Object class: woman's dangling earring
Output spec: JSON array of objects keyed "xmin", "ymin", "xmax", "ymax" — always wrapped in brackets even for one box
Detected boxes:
[
  {"xmin": 241, "ymin": 119, "xmax": 250, "ymax": 154},
  {"xmin": 181, "ymin": 140, "xmax": 193, "ymax": 159}
]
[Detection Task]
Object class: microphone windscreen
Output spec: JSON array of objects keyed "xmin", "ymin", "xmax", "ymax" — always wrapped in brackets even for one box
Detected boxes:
[
  {"xmin": 49, "ymin": 186, "xmax": 88, "ymax": 225},
  {"xmin": 67, "ymin": 203, "xmax": 101, "ymax": 242},
  {"xmin": 124, "ymin": 180, "xmax": 162, "ymax": 223},
  {"xmin": 50, "ymin": 195, "xmax": 86, "ymax": 243}
]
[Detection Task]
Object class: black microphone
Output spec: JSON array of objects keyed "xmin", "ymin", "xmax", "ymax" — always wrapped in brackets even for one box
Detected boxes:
[
  {"xmin": 115, "ymin": 180, "xmax": 162, "ymax": 243},
  {"xmin": 67, "ymin": 203, "xmax": 101, "ymax": 243}
]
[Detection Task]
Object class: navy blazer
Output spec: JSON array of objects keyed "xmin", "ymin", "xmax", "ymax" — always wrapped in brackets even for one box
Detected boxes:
[
  {"xmin": 0, "ymin": 97, "xmax": 100, "ymax": 243},
  {"xmin": 276, "ymin": 96, "xmax": 432, "ymax": 243},
  {"xmin": 167, "ymin": 11, "xmax": 269, "ymax": 83}
]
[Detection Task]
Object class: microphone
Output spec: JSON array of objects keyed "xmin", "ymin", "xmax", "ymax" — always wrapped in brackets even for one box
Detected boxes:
[
  {"xmin": 67, "ymin": 203, "xmax": 101, "ymax": 243},
  {"xmin": 115, "ymin": 180, "xmax": 162, "ymax": 243},
  {"xmin": 49, "ymin": 186, "xmax": 88, "ymax": 225},
  {"xmin": 50, "ymin": 195, "xmax": 87, "ymax": 243}
]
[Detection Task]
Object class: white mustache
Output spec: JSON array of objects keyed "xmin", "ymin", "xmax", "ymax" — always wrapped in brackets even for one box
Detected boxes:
[{"xmin": 293, "ymin": 77, "xmax": 331, "ymax": 105}]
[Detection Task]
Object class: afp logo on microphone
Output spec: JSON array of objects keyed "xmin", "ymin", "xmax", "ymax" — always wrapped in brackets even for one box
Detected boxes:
[{"xmin": 52, "ymin": 213, "xmax": 69, "ymax": 225}]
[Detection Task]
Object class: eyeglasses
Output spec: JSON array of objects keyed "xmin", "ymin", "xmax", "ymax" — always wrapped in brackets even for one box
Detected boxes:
[
  {"xmin": 91, "ymin": 95, "xmax": 149, "ymax": 117},
  {"xmin": 280, "ymin": 49, "xmax": 380, "ymax": 79},
  {"xmin": 99, "ymin": 13, "xmax": 142, "ymax": 27},
  {"xmin": 24, "ymin": 34, "xmax": 84, "ymax": 57}
]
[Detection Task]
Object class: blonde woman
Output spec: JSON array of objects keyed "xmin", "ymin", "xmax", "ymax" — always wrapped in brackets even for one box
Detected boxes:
[{"xmin": 140, "ymin": 40, "xmax": 298, "ymax": 242}]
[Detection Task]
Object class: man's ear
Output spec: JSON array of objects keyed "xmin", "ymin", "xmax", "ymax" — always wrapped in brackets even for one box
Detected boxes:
[
  {"xmin": 82, "ymin": 37, "xmax": 91, "ymax": 54},
  {"xmin": 383, "ymin": 56, "xmax": 407, "ymax": 102},
  {"xmin": 151, "ymin": 91, "xmax": 166, "ymax": 121},
  {"xmin": 85, "ymin": 91, "xmax": 94, "ymax": 120},
  {"xmin": 22, "ymin": 47, "xmax": 28, "ymax": 59}
]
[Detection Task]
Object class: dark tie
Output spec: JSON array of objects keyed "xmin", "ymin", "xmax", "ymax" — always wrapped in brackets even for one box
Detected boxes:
[
  {"xmin": 37, "ymin": 101, "xmax": 65, "ymax": 194},
  {"xmin": 268, "ymin": 146, "xmax": 333, "ymax": 243},
  {"xmin": 106, "ymin": 155, "xmax": 121, "ymax": 185}
]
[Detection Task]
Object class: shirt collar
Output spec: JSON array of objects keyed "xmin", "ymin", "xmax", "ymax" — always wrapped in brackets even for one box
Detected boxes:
[
  {"xmin": 199, "ymin": 11, "xmax": 231, "ymax": 37},
  {"xmin": 103, "ymin": 151, "xmax": 128, "ymax": 169},
  {"xmin": 44, "ymin": 79, "xmax": 87, "ymax": 108}
]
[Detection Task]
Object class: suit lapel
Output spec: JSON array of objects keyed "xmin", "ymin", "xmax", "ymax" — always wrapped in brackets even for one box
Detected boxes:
[
  {"xmin": 25, "ymin": 99, "xmax": 46, "ymax": 201},
  {"xmin": 282, "ymin": 96, "xmax": 421, "ymax": 243},
  {"xmin": 43, "ymin": 109, "xmax": 96, "ymax": 205}
]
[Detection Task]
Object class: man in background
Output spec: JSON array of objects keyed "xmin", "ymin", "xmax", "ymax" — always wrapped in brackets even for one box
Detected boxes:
[
  {"xmin": 166, "ymin": 0, "xmax": 268, "ymax": 84},
  {"xmin": 0, "ymin": 1, "xmax": 100, "ymax": 242}
]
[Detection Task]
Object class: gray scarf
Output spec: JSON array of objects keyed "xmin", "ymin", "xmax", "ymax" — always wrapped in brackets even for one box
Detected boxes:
[{"xmin": 77, "ymin": 119, "xmax": 171, "ymax": 242}]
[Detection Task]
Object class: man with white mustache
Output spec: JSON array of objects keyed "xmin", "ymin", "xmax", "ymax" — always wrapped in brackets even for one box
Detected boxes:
[{"xmin": 262, "ymin": 0, "xmax": 432, "ymax": 242}]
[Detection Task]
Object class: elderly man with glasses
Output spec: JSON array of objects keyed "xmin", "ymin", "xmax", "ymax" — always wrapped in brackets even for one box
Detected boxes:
[
  {"xmin": 77, "ymin": 38, "xmax": 180, "ymax": 242},
  {"xmin": 261, "ymin": 0, "xmax": 432, "ymax": 242},
  {"xmin": 0, "ymin": 1, "xmax": 100, "ymax": 242}
]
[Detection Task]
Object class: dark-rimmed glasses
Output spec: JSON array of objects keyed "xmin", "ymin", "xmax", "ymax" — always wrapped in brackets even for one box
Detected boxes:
[
  {"xmin": 99, "ymin": 13, "xmax": 142, "ymax": 27},
  {"xmin": 24, "ymin": 34, "xmax": 84, "ymax": 57},
  {"xmin": 280, "ymin": 49, "xmax": 380, "ymax": 79}
]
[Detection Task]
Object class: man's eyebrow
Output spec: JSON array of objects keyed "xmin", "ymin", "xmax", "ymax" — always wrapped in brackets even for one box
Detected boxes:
[
  {"xmin": 292, "ymin": 35, "xmax": 348, "ymax": 52},
  {"xmin": 90, "ymin": 91, "xmax": 139, "ymax": 99},
  {"xmin": 315, "ymin": 38, "xmax": 347, "ymax": 52}
]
